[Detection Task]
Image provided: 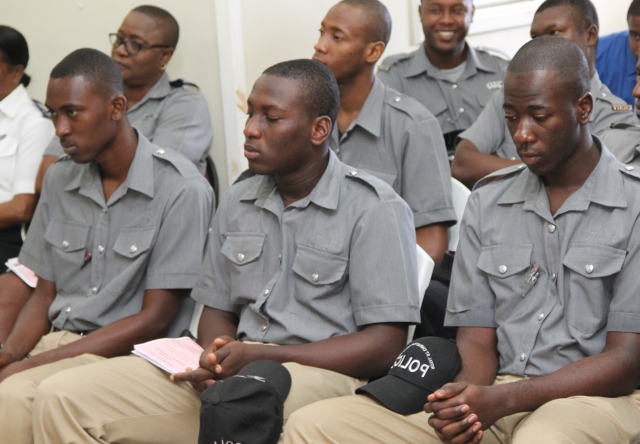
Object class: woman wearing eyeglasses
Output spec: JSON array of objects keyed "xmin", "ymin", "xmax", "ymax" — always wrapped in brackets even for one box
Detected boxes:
[
  {"xmin": 38, "ymin": 5, "xmax": 213, "ymax": 178},
  {"xmin": 0, "ymin": 26, "xmax": 54, "ymax": 268}
]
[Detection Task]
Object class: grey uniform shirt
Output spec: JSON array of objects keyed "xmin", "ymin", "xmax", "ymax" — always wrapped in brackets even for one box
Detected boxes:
[
  {"xmin": 20, "ymin": 134, "xmax": 213, "ymax": 336},
  {"xmin": 191, "ymin": 150, "xmax": 420, "ymax": 345},
  {"xmin": 44, "ymin": 73, "xmax": 213, "ymax": 174},
  {"xmin": 599, "ymin": 123, "xmax": 640, "ymax": 167},
  {"xmin": 329, "ymin": 78, "xmax": 456, "ymax": 229},
  {"xmin": 378, "ymin": 44, "xmax": 508, "ymax": 135},
  {"xmin": 445, "ymin": 140, "xmax": 640, "ymax": 376},
  {"xmin": 459, "ymin": 73, "xmax": 638, "ymax": 160}
]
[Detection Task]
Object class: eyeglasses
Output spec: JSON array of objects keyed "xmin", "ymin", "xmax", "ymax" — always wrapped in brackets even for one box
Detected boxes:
[{"xmin": 109, "ymin": 33, "xmax": 171, "ymax": 55}]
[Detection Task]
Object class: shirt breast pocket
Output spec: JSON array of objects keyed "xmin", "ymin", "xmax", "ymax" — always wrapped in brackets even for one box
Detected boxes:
[
  {"xmin": 44, "ymin": 220, "xmax": 90, "ymax": 295},
  {"xmin": 562, "ymin": 244, "xmax": 626, "ymax": 336},
  {"xmin": 477, "ymin": 244, "xmax": 533, "ymax": 301},
  {"xmin": 290, "ymin": 245, "xmax": 348, "ymax": 322},
  {"xmin": 221, "ymin": 232, "xmax": 266, "ymax": 304},
  {"xmin": 110, "ymin": 227, "xmax": 156, "ymax": 293}
]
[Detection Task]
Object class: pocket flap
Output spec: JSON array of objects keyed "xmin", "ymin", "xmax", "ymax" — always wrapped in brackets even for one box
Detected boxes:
[
  {"xmin": 477, "ymin": 244, "xmax": 532, "ymax": 278},
  {"xmin": 221, "ymin": 232, "xmax": 266, "ymax": 265},
  {"xmin": 563, "ymin": 244, "xmax": 626, "ymax": 278},
  {"xmin": 44, "ymin": 220, "xmax": 90, "ymax": 252},
  {"xmin": 0, "ymin": 136, "xmax": 18, "ymax": 158},
  {"xmin": 292, "ymin": 245, "xmax": 348, "ymax": 285},
  {"xmin": 113, "ymin": 227, "xmax": 156, "ymax": 258}
]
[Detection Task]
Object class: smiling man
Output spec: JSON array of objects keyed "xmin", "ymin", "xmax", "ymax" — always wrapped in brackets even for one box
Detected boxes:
[
  {"xmin": 282, "ymin": 35, "xmax": 640, "ymax": 444},
  {"xmin": 27, "ymin": 59, "xmax": 419, "ymax": 444},
  {"xmin": 0, "ymin": 48, "xmax": 212, "ymax": 442},
  {"xmin": 378, "ymin": 0, "xmax": 508, "ymax": 152},
  {"xmin": 451, "ymin": 0, "xmax": 637, "ymax": 189}
]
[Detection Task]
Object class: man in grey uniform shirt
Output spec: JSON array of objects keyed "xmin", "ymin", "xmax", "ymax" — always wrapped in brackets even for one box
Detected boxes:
[
  {"xmin": 0, "ymin": 49, "xmax": 212, "ymax": 442},
  {"xmin": 452, "ymin": 0, "xmax": 637, "ymax": 189},
  {"xmin": 313, "ymin": 0, "xmax": 456, "ymax": 264},
  {"xmin": 0, "ymin": 5, "xmax": 214, "ymax": 343},
  {"xmin": 283, "ymin": 36, "xmax": 640, "ymax": 444},
  {"xmin": 378, "ymin": 0, "xmax": 508, "ymax": 152},
  {"xmin": 27, "ymin": 59, "xmax": 420, "ymax": 444}
]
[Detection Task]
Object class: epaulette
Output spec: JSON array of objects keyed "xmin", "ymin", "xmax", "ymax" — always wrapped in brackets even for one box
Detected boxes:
[
  {"xmin": 610, "ymin": 122, "xmax": 640, "ymax": 131},
  {"xmin": 385, "ymin": 91, "xmax": 426, "ymax": 118},
  {"xmin": 475, "ymin": 46, "xmax": 510, "ymax": 62},
  {"xmin": 473, "ymin": 163, "xmax": 526, "ymax": 190},
  {"xmin": 378, "ymin": 52, "xmax": 412, "ymax": 72},
  {"xmin": 344, "ymin": 168, "xmax": 397, "ymax": 201},
  {"xmin": 618, "ymin": 163, "xmax": 640, "ymax": 180},
  {"xmin": 169, "ymin": 78, "xmax": 200, "ymax": 92},
  {"xmin": 32, "ymin": 99, "xmax": 50, "ymax": 118}
]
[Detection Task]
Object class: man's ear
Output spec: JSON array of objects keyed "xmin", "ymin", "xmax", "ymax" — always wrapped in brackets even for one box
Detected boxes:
[
  {"xmin": 577, "ymin": 91, "xmax": 593, "ymax": 125},
  {"xmin": 111, "ymin": 94, "xmax": 127, "ymax": 121},
  {"xmin": 159, "ymin": 47, "xmax": 174, "ymax": 70},
  {"xmin": 365, "ymin": 41, "xmax": 386, "ymax": 65},
  {"xmin": 310, "ymin": 115, "xmax": 332, "ymax": 146},
  {"xmin": 585, "ymin": 24, "xmax": 598, "ymax": 50},
  {"xmin": 9, "ymin": 64, "xmax": 24, "ymax": 88}
]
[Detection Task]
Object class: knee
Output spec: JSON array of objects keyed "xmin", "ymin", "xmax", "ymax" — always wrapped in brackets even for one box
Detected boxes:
[{"xmin": 0, "ymin": 371, "xmax": 38, "ymax": 404}]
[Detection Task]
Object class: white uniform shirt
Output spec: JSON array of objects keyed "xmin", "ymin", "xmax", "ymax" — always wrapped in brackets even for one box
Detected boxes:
[{"xmin": 0, "ymin": 84, "xmax": 54, "ymax": 204}]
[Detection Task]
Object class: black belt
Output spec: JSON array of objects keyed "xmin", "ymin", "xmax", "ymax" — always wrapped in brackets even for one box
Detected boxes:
[{"xmin": 51, "ymin": 326, "xmax": 93, "ymax": 337}]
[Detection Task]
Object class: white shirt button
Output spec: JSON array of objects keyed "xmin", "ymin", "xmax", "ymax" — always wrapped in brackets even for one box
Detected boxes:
[
  {"xmin": 156, "ymin": 148, "xmax": 166, "ymax": 155},
  {"xmin": 551, "ymin": 272, "xmax": 557, "ymax": 282},
  {"xmin": 98, "ymin": 245, "xmax": 104, "ymax": 254},
  {"xmin": 585, "ymin": 264, "xmax": 594, "ymax": 274},
  {"xmin": 264, "ymin": 289, "xmax": 270, "ymax": 295},
  {"xmin": 129, "ymin": 245, "xmax": 138, "ymax": 254},
  {"xmin": 394, "ymin": 96, "xmax": 401, "ymax": 102},
  {"xmin": 547, "ymin": 224, "xmax": 556, "ymax": 233},
  {"xmin": 452, "ymin": 84, "xmax": 458, "ymax": 89},
  {"xmin": 236, "ymin": 253, "xmax": 245, "ymax": 262},
  {"xmin": 537, "ymin": 313, "xmax": 545, "ymax": 321},
  {"xmin": 350, "ymin": 170, "xmax": 358, "ymax": 176},
  {"xmin": 626, "ymin": 166, "xmax": 635, "ymax": 171},
  {"xmin": 336, "ymin": 148, "xmax": 340, "ymax": 154},
  {"xmin": 601, "ymin": 92, "xmax": 607, "ymax": 97},
  {"xmin": 65, "ymin": 307, "xmax": 71, "ymax": 313},
  {"xmin": 458, "ymin": 107, "xmax": 465, "ymax": 113},
  {"xmin": 519, "ymin": 353, "xmax": 526, "ymax": 362},
  {"xmin": 498, "ymin": 265, "xmax": 507, "ymax": 274},
  {"xmin": 102, "ymin": 208, "xmax": 108, "ymax": 214},
  {"xmin": 261, "ymin": 325, "xmax": 267, "ymax": 332},
  {"xmin": 91, "ymin": 287, "xmax": 98, "ymax": 294},
  {"xmin": 311, "ymin": 273, "xmax": 319, "ymax": 283},
  {"xmin": 61, "ymin": 240, "xmax": 69, "ymax": 250}
]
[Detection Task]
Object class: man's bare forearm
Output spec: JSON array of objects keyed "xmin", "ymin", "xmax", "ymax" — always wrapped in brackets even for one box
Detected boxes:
[{"xmin": 454, "ymin": 327, "xmax": 499, "ymax": 385}]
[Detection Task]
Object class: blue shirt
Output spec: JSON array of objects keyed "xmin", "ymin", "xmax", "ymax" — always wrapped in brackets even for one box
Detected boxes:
[{"xmin": 596, "ymin": 30, "xmax": 636, "ymax": 106}]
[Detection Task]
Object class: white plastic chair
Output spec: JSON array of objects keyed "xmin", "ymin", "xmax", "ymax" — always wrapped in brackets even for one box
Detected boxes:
[
  {"xmin": 190, "ymin": 245, "xmax": 436, "ymax": 343},
  {"xmin": 408, "ymin": 245, "xmax": 435, "ymax": 343},
  {"xmin": 447, "ymin": 178, "xmax": 472, "ymax": 251}
]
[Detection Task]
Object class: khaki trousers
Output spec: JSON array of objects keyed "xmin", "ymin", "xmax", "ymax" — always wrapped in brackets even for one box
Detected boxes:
[
  {"xmin": 282, "ymin": 375, "xmax": 640, "ymax": 444},
  {"xmin": 27, "ymin": 353, "xmax": 365, "ymax": 443}
]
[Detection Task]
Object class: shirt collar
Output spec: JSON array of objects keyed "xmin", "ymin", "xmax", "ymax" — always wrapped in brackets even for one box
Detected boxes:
[
  {"xmin": 128, "ymin": 72, "xmax": 171, "ymax": 113},
  {"xmin": 336, "ymin": 77, "xmax": 384, "ymax": 139},
  {"xmin": 405, "ymin": 43, "xmax": 497, "ymax": 79},
  {"xmin": 498, "ymin": 138, "xmax": 627, "ymax": 212},
  {"xmin": 64, "ymin": 131, "xmax": 156, "ymax": 200},
  {"xmin": 240, "ymin": 149, "xmax": 341, "ymax": 211},
  {"xmin": 0, "ymin": 84, "xmax": 29, "ymax": 119}
]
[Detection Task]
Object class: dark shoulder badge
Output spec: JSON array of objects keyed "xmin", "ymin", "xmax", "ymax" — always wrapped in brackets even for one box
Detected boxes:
[
  {"xmin": 32, "ymin": 99, "xmax": 51, "ymax": 118},
  {"xmin": 610, "ymin": 122, "xmax": 640, "ymax": 130},
  {"xmin": 474, "ymin": 163, "xmax": 526, "ymax": 190},
  {"xmin": 169, "ymin": 78, "xmax": 200, "ymax": 92}
]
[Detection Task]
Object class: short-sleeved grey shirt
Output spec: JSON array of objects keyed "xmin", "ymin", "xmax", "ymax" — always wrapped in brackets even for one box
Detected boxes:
[
  {"xmin": 459, "ymin": 73, "xmax": 639, "ymax": 160},
  {"xmin": 20, "ymin": 134, "xmax": 213, "ymax": 336},
  {"xmin": 599, "ymin": 123, "xmax": 640, "ymax": 167},
  {"xmin": 378, "ymin": 44, "xmax": 509, "ymax": 135},
  {"xmin": 329, "ymin": 78, "xmax": 456, "ymax": 229},
  {"xmin": 44, "ymin": 73, "xmax": 213, "ymax": 174},
  {"xmin": 445, "ymin": 140, "xmax": 640, "ymax": 376},
  {"xmin": 191, "ymin": 150, "xmax": 420, "ymax": 345}
]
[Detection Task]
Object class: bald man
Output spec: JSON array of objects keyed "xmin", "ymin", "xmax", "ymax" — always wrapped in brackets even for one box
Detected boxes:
[{"xmin": 283, "ymin": 35, "xmax": 640, "ymax": 444}]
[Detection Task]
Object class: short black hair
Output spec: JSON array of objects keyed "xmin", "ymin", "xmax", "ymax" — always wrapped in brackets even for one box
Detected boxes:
[
  {"xmin": 0, "ymin": 25, "xmax": 30, "ymax": 87},
  {"xmin": 340, "ymin": 0, "xmax": 392, "ymax": 45},
  {"xmin": 131, "ymin": 5, "xmax": 180, "ymax": 48},
  {"xmin": 629, "ymin": 0, "xmax": 640, "ymax": 19},
  {"xmin": 50, "ymin": 48, "xmax": 124, "ymax": 97},
  {"xmin": 262, "ymin": 59, "xmax": 340, "ymax": 126},
  {"xmin": 536, "ymin": 0, "xmax": 599, "ymax": 32},
  {"xmin": 507, "ymin": 35, "xmax": 590, "ymax": 101}
]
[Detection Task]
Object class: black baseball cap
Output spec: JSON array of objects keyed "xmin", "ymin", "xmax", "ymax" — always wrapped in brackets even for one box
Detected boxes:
[
  {"xmin": 198, "ymin": 360, "xmax": 292, "ymax": 444},
  {"xmin": 356, "ymin": 337, "xmax": 461, "ymax": 415}
]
